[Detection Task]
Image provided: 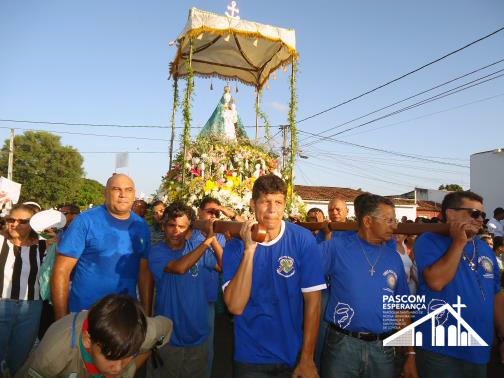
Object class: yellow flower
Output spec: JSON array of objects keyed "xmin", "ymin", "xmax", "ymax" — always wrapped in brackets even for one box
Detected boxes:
[{"xmin": 203, "ymin": 180, "xmax": 216, "ymax": 192}]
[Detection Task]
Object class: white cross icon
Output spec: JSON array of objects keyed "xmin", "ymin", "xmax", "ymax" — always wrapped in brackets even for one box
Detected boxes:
[{"xmin": 225, "ymin": 1, "xmax": 240, "ymax": 19}]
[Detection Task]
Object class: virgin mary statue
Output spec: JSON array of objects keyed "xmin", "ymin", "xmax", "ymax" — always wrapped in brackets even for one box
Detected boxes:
[{"xmin": 198, "ymin": 85, "xmax": 249, "ymax": 142}]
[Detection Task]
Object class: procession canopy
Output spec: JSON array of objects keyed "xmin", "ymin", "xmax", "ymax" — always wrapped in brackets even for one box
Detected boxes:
[{"xmin": 170, "ymin": 7, "xmax": 297, "ymax": 89}]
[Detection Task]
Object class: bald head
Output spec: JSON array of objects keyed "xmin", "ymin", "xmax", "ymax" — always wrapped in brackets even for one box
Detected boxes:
[
  {"xmin": 106, "ymin": 174, "xmax": 134, "ymax": 190},
  {"xmin": 328, "ymin": 197, "xmax": 348, "ymax": 223},
  {"xmin": 105, "ymin": 174, "xmax": 136, "ymax": 219}
]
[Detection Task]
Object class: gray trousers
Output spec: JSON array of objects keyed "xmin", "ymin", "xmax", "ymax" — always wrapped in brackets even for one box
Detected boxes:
[{"xmin": 147, "ymin": 341, "xmax": 208, "ymax": 378}]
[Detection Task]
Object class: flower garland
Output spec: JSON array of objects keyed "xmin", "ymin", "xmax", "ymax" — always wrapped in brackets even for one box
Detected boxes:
[
  {"xmin": 181, "ymin": 54, "xmax": 194, "ymax": 183},
  {"xmin": 255, "ymin": 89, "xmax": 271, "ymax": 140},
  {"xmin": 287, "ymin": 59, "xmax": 298, "ymax": 211},
  {"xmin": 169, "ymin": 78, "xmax": 179, "ymax": 171},
  {"xmin": 160, "ymin": 137, "xmax": 305, "ymax": 219}
]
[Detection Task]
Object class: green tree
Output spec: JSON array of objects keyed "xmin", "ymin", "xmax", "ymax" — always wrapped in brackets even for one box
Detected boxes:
[
  {"xmin": 438, "ymin": 184, "xmax": 463, "ymax": 192},
  {"xmin": 73, "ymin": 178, "xmax": 105, "ymax": 207},
  {"xmin": 0, "ymin": 131, "xmax": 84, "ymax": 208}
]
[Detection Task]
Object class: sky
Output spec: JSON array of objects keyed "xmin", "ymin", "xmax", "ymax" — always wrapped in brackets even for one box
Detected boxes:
[{"xmin": 0, "ymin": 0, "xmax": 503, "ymax": 198}]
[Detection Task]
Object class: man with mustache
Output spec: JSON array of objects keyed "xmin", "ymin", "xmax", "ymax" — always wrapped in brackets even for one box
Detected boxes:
[
  {"xmin": 320, "ymin": 193, "xmax": 417, "ymax": 378},
  {"xmin": 414, "ymin": 191, "xmax": 503, "ymax": 377}
]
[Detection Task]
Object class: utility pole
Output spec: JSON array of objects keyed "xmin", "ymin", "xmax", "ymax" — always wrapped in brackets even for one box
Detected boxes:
[
  {"xmin": 281, "ymin": 125, "xmax": 289, "ymax": 170},
  {"xmin": 7, "ymin": 129, "xmax": 14, "ymax": 181}
]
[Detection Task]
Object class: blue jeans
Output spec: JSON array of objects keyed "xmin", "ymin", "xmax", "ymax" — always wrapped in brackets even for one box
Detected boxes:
[
  {"xmin": 321, "ymin": 326, "xmax": 395, "ymax": 378},
  {"xmin": 233, "ymin": 361, "xmax": 293, "ymax": 378},
  {"xmin": 207, "ymin": 302, "xmax": 215, "ymax": 378},
  {"xmin": 0, "ymin": 299, "xmax": 43, "ymax": 375},
  {"xmin": 315, "ymin": 289, "xmax": 329, "ymax": 370},
  {"xmin": 416, "ymin": 348, "xmax": 486, "ymax": 378}
]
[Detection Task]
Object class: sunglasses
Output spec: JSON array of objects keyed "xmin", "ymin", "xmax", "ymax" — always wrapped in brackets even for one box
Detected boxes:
[
  {"xmin": 5, "ymin": 218, "xmax": 30, "ymax": 225},
  {"xmin": 449, "ymin": 208, "xmax": 486, "ymax": 220}
]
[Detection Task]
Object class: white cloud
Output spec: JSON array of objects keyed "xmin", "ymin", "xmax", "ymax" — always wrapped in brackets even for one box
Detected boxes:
[{"xmin": 271, "ymin": 102, "xmax": 289, "ymax": 113}]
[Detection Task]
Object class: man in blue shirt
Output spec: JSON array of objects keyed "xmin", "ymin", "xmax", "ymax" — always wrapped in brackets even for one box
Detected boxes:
[
  {"xmin": 52, "ymin": 174, "xmax": 153, "ymax": 320},
  {"xmin": 192, "ymin": 196, "xmax": 229, "ymax": 378},
  {"xmin": 147, "ymin": 201, "xmax": 220, "ymax": 378},
  {"xmin": 223, "ymin": 174, "xmax": 326, "ymax": 377},
  {"xmin": 307, "ymin": 203, "xmax": 351, "ymax": 369},
  {"xmin": 415, "ymin": 191, "xmax": 504, "ymax": 378},
  {"xmin": 320, "ymin": 193, "xmax": 417, "ymax": 378},
  {"xmin": 317, "ymin": 195, "xmax": 350, "ymax": 242}
]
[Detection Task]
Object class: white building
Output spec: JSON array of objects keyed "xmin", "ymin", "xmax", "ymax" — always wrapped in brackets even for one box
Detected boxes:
[
  {"xmin": 399, "ymin": 188, "xmax": 452, "ymax": 204},
  {"xmin": 470, "ymin": 149, "xmax": 504, "ymax": 214}
]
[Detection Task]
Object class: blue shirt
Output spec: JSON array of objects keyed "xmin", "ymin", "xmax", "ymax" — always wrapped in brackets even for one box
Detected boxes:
[
  {"xmin": 321, "ymin": 232, "xmax": 408, "ymax": 332},
  {"xmin": 148, "ymin": 240, "xmax": 216, "ymax": 346},
  {"xmin": 222, "ymin": 221, "xmax": 326, "ymax": 366},
  {"xmin": 191, "ymin": 230, "xmax": 226, "ymax": 302},
  {"xmin": 415, "ymin": 233, "xmax": 500, "ymax": 364},
  {"xmin": 315, "ymin": 230, "xmax": 354, "ymax": 244},
  {"xmin": 58, "ymin": 205, "xmax": 150, "ymax": 312}
]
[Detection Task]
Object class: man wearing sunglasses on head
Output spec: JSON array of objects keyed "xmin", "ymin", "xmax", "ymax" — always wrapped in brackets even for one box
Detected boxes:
[{"xmin": 414, "ymin": 191, "xmax": 503, "ymax": 378}]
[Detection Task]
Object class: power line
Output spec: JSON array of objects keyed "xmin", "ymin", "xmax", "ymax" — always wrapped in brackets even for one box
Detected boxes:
[
  {"xmin": 301, "ymin": 70, "xmax": 504, "ymax": 148},
  {"xmin": 322, "ymin": 70, "xmax": 504, "ymax": 140},
  {"xmin": 1, "ymin": 28, "xmax": 503, "ymax": 133},
  {"xmin": 302, "ymin": 160, "xmax": 415, "ymax": 189},
  {"xmin": 298, "ymin": 58, "xmax": 504, "ymax": 144},
  {"xmin": 0, "ymin": 119, "xmax": 268, "ymax": 130},
  {"xmin": 303, "ymin": 147, "xmax": 469, "ymax": 162},
  {"xmin": 341, "ymin": 92, "xmax": 504, "ymax": 138},
  {"xmin": 302, "ymin": 150, "xmax": 467, "ymax": 173},
  {"xmin": 309, "ymin": 154, "xmax": 461, "ymax": 183},
  {"xmin": 297, "ymin": 129, "xmax": 469, "ymax": 168},
  {"xmin": 0, "ymin": 126, "xmax": 169, "ymax": 141},
  {"xmin": 294, "ymin": 26, "xmax": 504, "ymax": 124}
]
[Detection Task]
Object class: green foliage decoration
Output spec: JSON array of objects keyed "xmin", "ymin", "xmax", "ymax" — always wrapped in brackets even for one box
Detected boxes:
[{"xmin": 255, "ymin": 89, "xmax": 271, "ymax": 140}]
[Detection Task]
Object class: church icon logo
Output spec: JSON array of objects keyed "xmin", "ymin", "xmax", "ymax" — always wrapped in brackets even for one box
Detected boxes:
[
  {"xmin": 383, "ymin": 296, "xmax": 487, "ymax": 347},
  {"xmin": 277, "ymin": 256, "xmax": 295, "ymax": 278}
]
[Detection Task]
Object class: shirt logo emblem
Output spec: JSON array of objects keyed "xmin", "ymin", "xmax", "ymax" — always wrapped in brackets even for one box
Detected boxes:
[
  {"xmin": 479, "ymin": 256, "xmax": 494, "ymax": 278},
  {"xmin": 276, "ymin": 256, "xmax": 295, "ymax": 277},
  {"xmin": 333, "ymin": 302, "xmax": 355, "ymax": 329},
  {"xmin": 383, "ymin": 270, "xmax": 397, "ymax": 293},
  {"xmin": 190, "ymin": 265, "xmax": 199, "ymax": 277}
]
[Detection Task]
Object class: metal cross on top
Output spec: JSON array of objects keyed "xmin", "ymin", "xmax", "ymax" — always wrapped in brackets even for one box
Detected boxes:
[{"xmin": 225, "ymin": 1, "xmax": 240, "ymax": 19}]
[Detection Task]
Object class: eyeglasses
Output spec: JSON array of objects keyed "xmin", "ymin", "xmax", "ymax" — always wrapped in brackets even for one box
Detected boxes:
[
  {"xmin": 371, "ymin": 216, "xmax": 398, "ymax": 225},
  {"xmin": 448, "ymin": 208, "xmax": 486, "ymax": 220},
  {"xmin": 5, "ymin": 218, "xmax": 30, "ymax": 225}
]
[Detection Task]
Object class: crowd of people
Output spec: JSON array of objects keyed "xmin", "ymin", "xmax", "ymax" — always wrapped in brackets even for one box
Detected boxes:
[{"xmin": 0, "ymin": 172, "xmax": 503, "ymax": 378}]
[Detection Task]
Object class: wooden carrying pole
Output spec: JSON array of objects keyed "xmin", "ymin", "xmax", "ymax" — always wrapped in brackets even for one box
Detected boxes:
[
  {"xmin": 295, "ymin": 221, "xmax": 450, "ymax": 236},
  {"xmin": 192, "ymin": 220, "xmax": 267, "ymax": 243}
]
